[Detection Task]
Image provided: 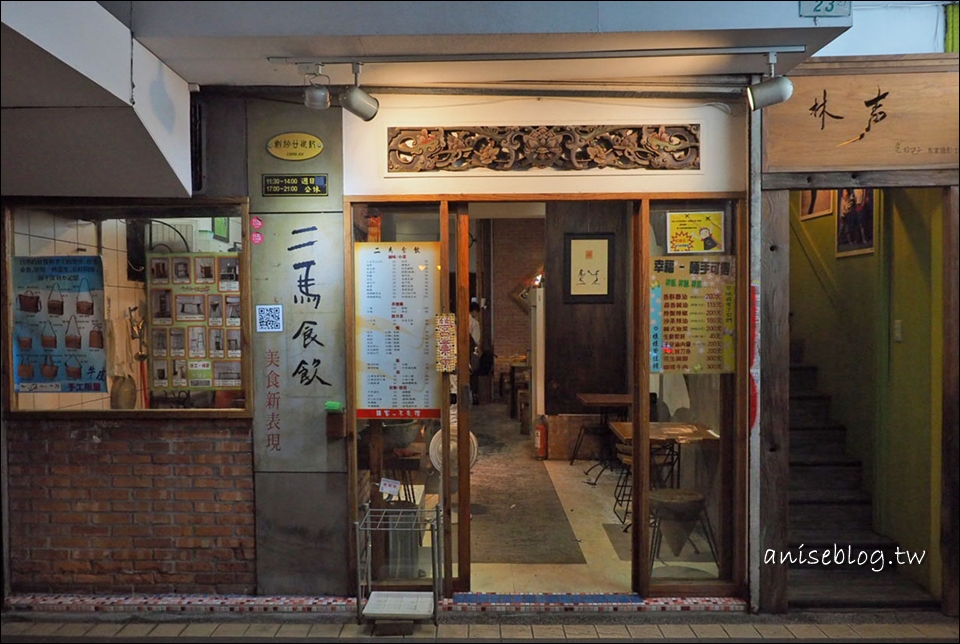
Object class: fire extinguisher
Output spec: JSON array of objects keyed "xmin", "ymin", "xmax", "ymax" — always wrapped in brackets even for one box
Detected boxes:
[{"xmin": 534, "ymin": 415, "xmax": 548, "ymax": 459}]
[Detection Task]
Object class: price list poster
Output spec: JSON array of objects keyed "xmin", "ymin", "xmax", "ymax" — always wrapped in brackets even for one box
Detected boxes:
[
  {"xmin": 650, "ymin": 255, "xmax": 736, "ymax": 374},
  {"xmin": 355, "ymin": 242, "xmax": 441, "ymax": 419}
]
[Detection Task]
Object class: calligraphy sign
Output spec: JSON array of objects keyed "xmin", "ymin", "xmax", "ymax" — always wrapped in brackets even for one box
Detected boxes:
[{"xmin": 763, "ymin": 71, "xmax": 958, "ymax": 173}]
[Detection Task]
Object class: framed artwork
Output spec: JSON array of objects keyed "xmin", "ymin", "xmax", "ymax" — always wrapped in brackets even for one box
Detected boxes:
[
  {"xmin": 563, "ymin": 233, "xmax": 614, "ymax": 303},
  {"xmin": 211, "ymin": 217, "xmax": 230, "ymax": 243},
  {"xmin": 836, "ymin": 188, "xmax": 876, "ymax": 258},
  {"xmin": 799, "ymin": 189, "xmax": 836, "ymax": 220}
]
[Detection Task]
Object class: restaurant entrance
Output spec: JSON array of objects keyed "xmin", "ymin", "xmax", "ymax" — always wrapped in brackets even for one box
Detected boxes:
[{"xmin": 348, "ymin": 196, "xmax": 748, "ymax": 599}]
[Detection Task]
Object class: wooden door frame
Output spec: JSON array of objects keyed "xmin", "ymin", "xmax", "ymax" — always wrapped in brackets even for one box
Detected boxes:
[
  {"xmin": 345, "ymin": 191, "xmax": 747, "ymax": 600},
  {"xmin": 760, "ymin": 174, "xmax": 959, "ymax": 617},
  {"xmin": 633, "ymin": 197, "xmax": 750, "ymax": 599}
]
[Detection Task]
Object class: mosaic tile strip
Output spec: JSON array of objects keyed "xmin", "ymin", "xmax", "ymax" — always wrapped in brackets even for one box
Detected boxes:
[
  {"xmin": 4, "ymin": 593, "xmax": 747, "ymax": 614},
  {"xmin": 4, "ymin": 594, "xmax": 355, "ymax": 614},
  {"xmin": 453, "ymin": 593, "xmax": 645, "ymax": 604}
]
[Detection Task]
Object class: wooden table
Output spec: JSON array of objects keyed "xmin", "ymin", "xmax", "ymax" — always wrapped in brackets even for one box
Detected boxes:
[
  {"xmin": 576, "ymin": 393, "xmax": 632, "ymax": 427},
  {"xmin": 574, "ymin": 393, "xmax": 633, "ymax": 483},
  {"xmin": 609, "ymin": 421, "xmax": 717, "ymax": 445},
  {"xmin": 609, "ymin": 421, "xmax": 718, "ymax": 489}
]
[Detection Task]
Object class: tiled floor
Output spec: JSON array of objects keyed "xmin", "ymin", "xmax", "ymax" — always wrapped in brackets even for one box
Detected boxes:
[
  {"xmin": 469, "ymin": 401, "xmax": 716, "ymax": 595},
  {"xmin": 2, "ymin": 617, "xmax": 958, "ymax": 641}
]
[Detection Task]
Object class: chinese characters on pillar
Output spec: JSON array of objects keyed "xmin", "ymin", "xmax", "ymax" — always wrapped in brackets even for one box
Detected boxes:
[
  {"xmin": 650, "ymin": 256, "xmax": 736, "ymax": 374},
  {"xmin": 259, "ymin": 224, "xmax": 337, "ymax": 452},
  {"xmin": 264, "ymin": 349, "xmax": 282, "ymax": 451}
]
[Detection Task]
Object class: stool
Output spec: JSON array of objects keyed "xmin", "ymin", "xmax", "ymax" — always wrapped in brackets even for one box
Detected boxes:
[
  {"xmin": 613, "ymin": 453, "xmax": 633, "ymax": 524},
  {"xmin": 650, "ymin": 440, "xmax": 680, "ymax": 488},
  {"xmin": 649, "ymin": 488, "xmax": 718, "ymax": 574}
]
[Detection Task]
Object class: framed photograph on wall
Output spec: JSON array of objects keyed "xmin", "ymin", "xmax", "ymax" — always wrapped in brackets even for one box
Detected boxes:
[
  {"xmin": 836, "ymin": 188, "xmax": 876, "ymax": 257},
  {"xmin": 799, "ymin": 189, "xmax": 836, "ymax": 220},
  {"xmin": 211, "ymin": 217, "xmax": 230, "ymax": 243},
  {"xmin": 563, "ymin": 232, "xmax": 614, "ymax": 303}
]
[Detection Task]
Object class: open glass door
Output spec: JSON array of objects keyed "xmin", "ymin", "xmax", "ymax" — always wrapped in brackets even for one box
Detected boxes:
[
  {"xmin": 635, "ymin": 197, "xmax": 747, "ymax": 597},
  {"xmin": 349, "ymin": 202, "xmax": 465, "ymax": 593}
]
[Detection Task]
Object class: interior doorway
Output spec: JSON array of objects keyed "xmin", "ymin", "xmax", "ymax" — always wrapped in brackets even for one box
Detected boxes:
[{"xmin": 464, "ymin": 201, "xmax": 633, "ymax": 594}]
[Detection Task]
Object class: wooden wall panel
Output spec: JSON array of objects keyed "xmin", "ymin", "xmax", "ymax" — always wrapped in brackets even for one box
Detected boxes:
[
  {"xmin": 544, "ymin": 201, "xmax": 630, "ymax": 414},
  {"xmin": 764, "ymin": 71, "xmax": 959, "ymax": 173},
  {"xmin": 758, "ymin": 190, "xmax": 791, "ymax": 613}
]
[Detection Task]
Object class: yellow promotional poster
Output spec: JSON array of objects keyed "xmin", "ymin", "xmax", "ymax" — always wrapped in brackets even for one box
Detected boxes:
[{"xmin": 666, "ymin": 211, "xmax": 724, "ymax": 254}]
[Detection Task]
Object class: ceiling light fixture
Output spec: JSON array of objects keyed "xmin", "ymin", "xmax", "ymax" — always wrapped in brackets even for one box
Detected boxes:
[
  {"xmin": 303, "ymin": 63, "xmax": 331, "ymax": 109},
  {"xmin": 747, "ymin": 52, "xmax": 793, "ymax": 111},
  {"xmin": 340, "ymin": 62, "xmax": 379, "ymax": 121}
]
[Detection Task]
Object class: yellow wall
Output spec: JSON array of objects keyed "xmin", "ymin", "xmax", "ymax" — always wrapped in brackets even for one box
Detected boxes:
[
  {"xmin": 789, "ymin": 187, "xmax": 943, "ymax": 595},
  {"xmin": 881, "ymin": 188, "xmax": 943, "ymax": 595},
  {"xmin": 789, "ymin": 190, "xmax": 880, "ymax": 490}
]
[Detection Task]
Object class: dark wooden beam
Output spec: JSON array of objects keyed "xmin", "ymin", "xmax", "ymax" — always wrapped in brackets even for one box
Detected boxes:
[
  {"xmin": 942, "ymin": 185, "xmax": 959, "ymax": 617},
  {"xmin": 762, "ymin": 170, "xmax": 960, "ymax": 191},
  {"xmin": 758, "ymin": 190, "xmax": 791, "ymax": 613}
]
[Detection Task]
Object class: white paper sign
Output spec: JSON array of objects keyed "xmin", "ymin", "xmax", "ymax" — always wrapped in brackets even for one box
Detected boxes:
[{"xmin": 379, "ymin": 477, "xmax": 401, "ymax": 497}]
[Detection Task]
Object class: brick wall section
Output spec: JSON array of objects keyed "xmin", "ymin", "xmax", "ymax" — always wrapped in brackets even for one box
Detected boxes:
[
  {"xmin": 491, "ymin": 218, "xmax": 545, "ymax": 384},
  {"xmin": 6, "ymin": 417, "xmax": 255, "ymax": 594}
]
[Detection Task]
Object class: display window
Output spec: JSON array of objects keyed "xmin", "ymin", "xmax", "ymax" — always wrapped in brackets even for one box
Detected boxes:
[{"xmin": 3, "ymin": 199, "xmax": 250, "ymax": 413}]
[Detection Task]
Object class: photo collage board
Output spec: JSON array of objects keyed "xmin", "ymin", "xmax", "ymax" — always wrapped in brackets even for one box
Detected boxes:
[{"xmin": 146, "ymin": 253, "xmax": 242, "ymax": 398}]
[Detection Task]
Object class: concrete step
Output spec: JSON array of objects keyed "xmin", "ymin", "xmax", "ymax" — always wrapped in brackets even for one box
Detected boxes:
[
  {"xmin": 787, "ymin": 529, "xmax": 902, "ymax": 571},
  {"xmin": 790, "ymin": 393, "xmax": 832, "ymax": 426},
  {"xmin": 789, "ymin": 423, "xmax": 846, "ymax": 453},
  {"xmin": 788, "ymin": 568, "xmax": 938, "ymax": 609},
  {"xmin": 789, "ymin": 488, "xmax": 872, "ymax": 505},
  {"xmin": 790, "ymin": 498, "xmax": 873, "ymax": 531},
  {"xmin": 789, "ymin": 459, "xmax": 861, "ymax": 491},
  {"xmin": 789, "ymin": 364, "xmax": 820, "ymax": 394},
  {"xmin": 790, "ymin": 451, "xmax": 861, "ymax": 467}
]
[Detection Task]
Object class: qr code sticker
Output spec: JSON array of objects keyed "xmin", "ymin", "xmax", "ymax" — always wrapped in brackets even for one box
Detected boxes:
[{"xmin": 256, "ymin": 305, "xmax": 283, "ymax": 333}]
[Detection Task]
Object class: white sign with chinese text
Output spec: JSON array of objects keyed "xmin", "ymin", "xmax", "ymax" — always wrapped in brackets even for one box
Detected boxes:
[{"xmin": 355, "ymin": 242, "xmax": 442, "ymax": 419}]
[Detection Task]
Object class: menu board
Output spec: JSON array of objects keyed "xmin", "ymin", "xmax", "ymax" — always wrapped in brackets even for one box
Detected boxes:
[
  {"xmin": 650, "ymin": 255, "xmax": 736, "ymax": 374},
  {"xmin": 147, "ymin": 253, "xmax": 242, "ymax": 404},
  {"xmin": 355, "ymin": 242, "xmax": 441, "ymax": 419}
]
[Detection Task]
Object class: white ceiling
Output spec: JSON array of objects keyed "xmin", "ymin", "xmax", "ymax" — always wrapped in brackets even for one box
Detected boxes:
[{"xmin": 1, "ymin": 2, "xmax": 850, "ymax": 198}]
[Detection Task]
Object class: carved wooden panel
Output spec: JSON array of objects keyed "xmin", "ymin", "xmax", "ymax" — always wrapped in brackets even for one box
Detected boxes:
[{"xmin": 387, "ymin": 125, "xmax": 700, "ymax": 173}]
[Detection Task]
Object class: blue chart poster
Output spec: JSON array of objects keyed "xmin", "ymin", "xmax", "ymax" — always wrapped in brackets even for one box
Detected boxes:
[
  {"xmin": 13, "ymin": 256, "xmax": 107, "ymax": 393},
  {"xmin": 650, "ymin": 278, "xmax": 663, "ymax": 373}
]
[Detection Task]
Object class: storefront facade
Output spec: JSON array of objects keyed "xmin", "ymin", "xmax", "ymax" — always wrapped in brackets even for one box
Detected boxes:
[{"xmin": 5, "ymin": 0, "xmax": 954, "ymax": 617}]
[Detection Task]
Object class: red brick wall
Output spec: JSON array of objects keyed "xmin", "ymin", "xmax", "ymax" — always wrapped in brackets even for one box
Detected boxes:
[
  {"xmin": 491, "ymin": 218, "xmax": 545, "ymax": 372},
  {"xmin": 6, "ymin": 418, "xmax": 255, "ymax": 594}
]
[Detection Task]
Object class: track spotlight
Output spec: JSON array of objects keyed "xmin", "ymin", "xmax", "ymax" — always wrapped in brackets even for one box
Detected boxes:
[
  {"xmin": 748, "ymin": 76, "xmax": 794, "ymax": 111},
  {"xmin": 340, "ymin": 62, "xmax": 379, "ymax": 121},
  {"xmin": 303, "ymin": 63, "xmax": 330, "ymax": 110},
  {"xmin": 747, "ymin": 52, "xmax": 793, "ymax": 111}
]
